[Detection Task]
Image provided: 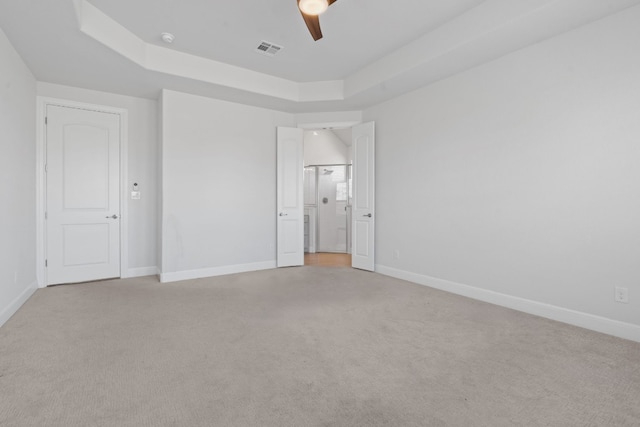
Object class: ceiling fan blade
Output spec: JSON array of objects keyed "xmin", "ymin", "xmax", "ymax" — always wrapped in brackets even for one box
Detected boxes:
[
  {"xmin": 299, "ymin": 10, "xmax": 323, "ymax": 41},
  {"xmin": 298, "ymin": 0, "xmax": 337, "ymax": 41}
]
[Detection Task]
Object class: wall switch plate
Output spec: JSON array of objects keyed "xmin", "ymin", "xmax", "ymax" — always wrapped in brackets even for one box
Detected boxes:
[
  {"xmin": 615, "ymin": 286, "xmax": 629, "ymax": 303},
  {"xmin": 131, "ymin": 191, "xmax": 141, "ymax": 200}
]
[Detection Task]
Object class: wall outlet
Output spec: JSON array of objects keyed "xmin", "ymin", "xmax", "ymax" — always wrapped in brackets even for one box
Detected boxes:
[
  {"xmin": 615, "ymin": 286, "xmax": 629, "ymax": 304},
  {"xmin": 393, "ymin": 249, "xmax": 400, "ymax": 260}
]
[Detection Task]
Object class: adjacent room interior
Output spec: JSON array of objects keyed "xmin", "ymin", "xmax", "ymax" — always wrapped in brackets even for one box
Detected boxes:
[
  {"xmin": 1, "ymin": 0, "xmax": 639, "ymax": 425},
  {"xmin": 303, "ymin": 129, "xmax": 353, "ymax": 267}
]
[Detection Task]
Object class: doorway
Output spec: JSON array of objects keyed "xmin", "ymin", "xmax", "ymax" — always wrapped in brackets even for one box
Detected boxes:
[
  {"xmin": 276, "ymin": 122, "xmax": 374, "ymax": 271},
  {"xmin": 301, "ymin": 128, "xmax": 352, "ymax": 267}
]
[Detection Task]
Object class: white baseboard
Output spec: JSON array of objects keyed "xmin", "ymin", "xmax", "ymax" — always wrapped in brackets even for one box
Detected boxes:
[
  {"xmin": 376, "ymin": 264, "xmax": 640, "ymax": 343},
  {"xmin": 126, "ymin": 266, "xmax": 159, "ymax": 278},
  {"xmin": 0, "ymin": 281, "xmax": 38, "ymax": 328},
  {"xmin": 160, "ymin": 261, "xmax": 277, "ymax": 283}
]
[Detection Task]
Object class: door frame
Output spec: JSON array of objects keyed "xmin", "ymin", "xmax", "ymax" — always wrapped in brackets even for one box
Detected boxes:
[
  {"xmin": 296, "ymin": 119, "xmax": 373, "ymax": 270},
  {"xmin": 36, "ymin": 97, "xmax": 129, "ymax": 288}
]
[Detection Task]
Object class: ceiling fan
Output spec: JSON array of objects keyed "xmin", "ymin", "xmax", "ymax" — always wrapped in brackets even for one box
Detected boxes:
[{"xmin": 297, "ymin": 0, "xmax": 338, "ymax": 41}]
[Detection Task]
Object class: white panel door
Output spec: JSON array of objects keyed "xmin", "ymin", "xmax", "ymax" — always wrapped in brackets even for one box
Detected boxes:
[
  {"xmin": 277, "ymin": 127, "xmax": 304, "ymax": 267},
  {"xmin": 352, "ymin": 122, "xmax": 375, "ymax": 271},
  {"xmin": 46, "ymin": 105, "xmax": 121, "ymax": 284}
]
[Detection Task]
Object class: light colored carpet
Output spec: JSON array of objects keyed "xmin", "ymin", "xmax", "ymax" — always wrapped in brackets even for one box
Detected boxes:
[{"xmin": 1, "ymin": 267, "xmax": 639, "ymax": 426}]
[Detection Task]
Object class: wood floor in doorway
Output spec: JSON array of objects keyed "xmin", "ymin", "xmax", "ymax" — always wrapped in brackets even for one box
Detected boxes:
[{"xmin": 304, "ymin": 253, "xmax": 351, "ymax": 267}]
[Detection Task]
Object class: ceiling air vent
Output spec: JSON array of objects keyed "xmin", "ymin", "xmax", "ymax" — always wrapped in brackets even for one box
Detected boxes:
[{"xmin": 255, "ymin": 41, "xmax": 283, "ymax": 57}]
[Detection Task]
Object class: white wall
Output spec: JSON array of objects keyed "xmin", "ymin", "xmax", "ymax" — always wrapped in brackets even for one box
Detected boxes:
[
  {"xmin": 365, "ymin": 7, "xmax": 640, "ymax": 338},
  {"xmin": 0, "ymin": 27, "xmax": 37, "ymax": 326},
  {"xmin": 304, "ymin": 130, "xmax": 348, "ymax": 166},
  {"xmin": 160, "ymin": 89, "xmax": 294, "ymax": 281},
  {"xmin": 37, "ymin": 83, "xmax": 158, "ymax": 277}
]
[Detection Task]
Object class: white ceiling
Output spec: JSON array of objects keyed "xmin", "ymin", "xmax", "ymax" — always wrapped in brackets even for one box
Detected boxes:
[
  {"xmin": 87, "ymin": 0, "xmax": 483, "ymax": 82},
  {"xmin": 1, "ymin": 0, "xmax": 639, "ymax": 113}
]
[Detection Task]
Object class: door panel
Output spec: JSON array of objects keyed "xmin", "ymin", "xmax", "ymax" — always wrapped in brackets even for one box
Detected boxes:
[
  {"xmin": 281, "ymin": 220, "xmax": 301, "ymax": 255},
  {"xmin": 352, "ymin": 122, "xmax": 375, "ymax": 271},
  {"xmin": 354, "ymin": 140, "xmax": 371, "ymax": 210},
  {"xmin": 62, "ymin": 125, "xmax": 111, "ymax": 209},
  {"xmin": 354, "ymin": 221, "xmax": 370, "ymax": 257},
  {"xmin": 276, "ymin": 127, "xmax": 304, "ymax": 267},
  {"xmin": 46, "ymin": 105, "xmax": 121, "ymax": 284},
  {"xmin": 62, "ymin": 223, "xmax": 110, "ymax": 266}
]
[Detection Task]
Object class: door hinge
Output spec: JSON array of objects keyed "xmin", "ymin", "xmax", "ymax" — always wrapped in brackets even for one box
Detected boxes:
[
  {"xmin": 45, "ymin": 117, "xmax": 48, "ymax": 125},
  {"xmin": 44, "ymin": 164, "xmax": 48, "ymax": 173},
  {"xmin": 45, "ymin": 259, "xmax": 48, "ymax": 267}
]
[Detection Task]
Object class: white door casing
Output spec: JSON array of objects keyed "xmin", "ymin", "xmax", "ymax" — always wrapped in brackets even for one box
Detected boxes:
[
  {"xmin": 276, "ymin": 127, "xmax": 304, "ymax": 267},
  {"xmin": 351, "ymin": 122, "xmax": 375, "ymax": 271},
  {"xmin": 45, "ymin": 105, "xmax": 121, "ymax": 284}
]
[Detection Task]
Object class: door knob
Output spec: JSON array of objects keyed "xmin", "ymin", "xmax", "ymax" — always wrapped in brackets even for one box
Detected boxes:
[
  {"xmin": 279, "ymin": 212, "xmax": 288, "ymax": 217},
  {"xmin": 106, "ymin": 214, "xmax": 119, "ymax": 219},
  {"xmin": 363, "ymin": 213, "xmax": 372, "ymax": 218}
]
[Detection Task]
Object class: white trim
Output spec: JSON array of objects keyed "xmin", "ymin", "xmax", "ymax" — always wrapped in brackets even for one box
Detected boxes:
[
  {"xmin": 296, "ymin": 120, "xmax": 361, "ymax": 130},
  {"xmin": 126, "ymin": 266, "xmax": 158, "ymax": 278},
  {"xmin": 119, "ymin": 111, "xmax": 129, "ymax": 283},
  {"xmin": 160, "ymin": 261, "xmax": 277, "ymax": 283},
  {"xmin": 376, "ymin": 264, "xmax": 640, "ymax": 343},
  {"xmin": 0, "ymin": 282, "xmax": 38, "ymax": 328},
  {"xmin": 36, "ymin": 99, "xmax": 46, "ymax": 287},
  {"xmin": 36, "ymin": 97, "xmax": 129, "ymax": 287}
]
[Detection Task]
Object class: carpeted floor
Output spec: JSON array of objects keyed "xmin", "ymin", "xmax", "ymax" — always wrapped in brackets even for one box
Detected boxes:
[{"xmin": 1, "ymin": 267, "xmax": 639, "ymax": 426}]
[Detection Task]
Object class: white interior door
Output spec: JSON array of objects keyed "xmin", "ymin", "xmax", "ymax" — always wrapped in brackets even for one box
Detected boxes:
[
  {"xmin": 46, "ymin": 105, "xmax": 121, "ymax": 285},
  {"xmin": 276, "ymin": 127, "xmax": 304, "ymax": 267},
  {"xmin": 352, "ymin": 122, "xmax": 375, "ymax": 271}
]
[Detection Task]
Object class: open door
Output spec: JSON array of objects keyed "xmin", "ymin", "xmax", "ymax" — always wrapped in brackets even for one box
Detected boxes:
[
  {"xmin": 276, "ymin": 127, "xmax": 304, "ymax": 267},
  {"xmin": 351, "ymin": 122, "xmax": 375, "ymax": 271}
]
